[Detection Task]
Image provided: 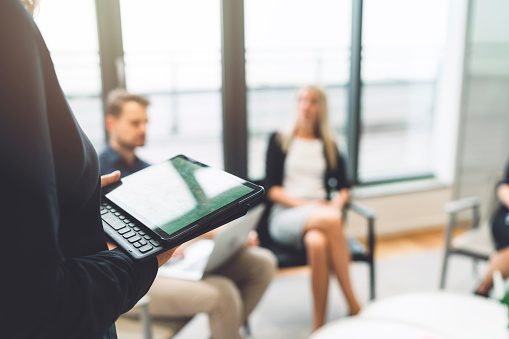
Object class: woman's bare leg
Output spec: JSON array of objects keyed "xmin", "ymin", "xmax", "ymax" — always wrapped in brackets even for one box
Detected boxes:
[
  {"xmin": 304, "ymin": 229, "xmax": 330, "ymax": 331},
  {"xmin": 305, "ymin": 206, "xmax": 361, "ymax": 315},
  {"xmin": 476, "ymin": 246, "xmax": 509, "ymax": 295}
]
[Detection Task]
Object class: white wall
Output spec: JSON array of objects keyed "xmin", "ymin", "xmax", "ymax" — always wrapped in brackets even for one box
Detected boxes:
[{"xmin": 347, "ymin": 185, "xmax": 452, "ymax": 238}]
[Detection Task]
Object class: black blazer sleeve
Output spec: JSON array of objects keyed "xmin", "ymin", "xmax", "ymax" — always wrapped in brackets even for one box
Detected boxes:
[
  {"xmin": 502, "ymin": 160, "xmax": 509, "ymax": 185},
  {"xmin": 335, "ymin": 151, "xmax": 351, "ymax": 190},
  {"xmin": 264, "ymin": 132, "xmax": 286, "ymax": 192},
  {"xmin": 0, "ymin": 2, "xmax": 157, "ymax": 338}
]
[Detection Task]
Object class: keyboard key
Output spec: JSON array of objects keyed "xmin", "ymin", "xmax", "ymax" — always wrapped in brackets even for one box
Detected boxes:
[
  {"xmin": 128, "ymin": 223, "xmax": 135, "ymax": 228},
  {"xmin": 150, "ymin": 239, "xmax": 161, "ymax": 247},
  {"xmin": 138, "ymin": 231, "xmax": 146, "ymax": 236},
  {"xmin": 128, "ymin": 235, "xmax": 142, "ymax": 243},
  {"xmin": 143, "ymin": 235, "xmax": 151, "ymax": 240},
  {"xmin": 139, "ymin": 239, "xmax": 147, "ymax": 246},
  {"xmin": 122, "ymin": 230, "xmax": 136, "ymax": 239},
  {"xmin": 118, "ymin": 227, "xmax": 130, "ymax": 234},
  {"xmin": 100, "ymin": 209, "xmax": 108, "ymax": 215},
  {"xmin": 133, "ymin": 227, "xmax": 141, "ymax": 231},
  {"xmin": 106, "ymin": 205, "xmax": 112, "ymax": 209},
  {"xmin": 133, "ymin": 242, "xmax": 142, "ymax": 248},
  {"xmin": 124, "ymin": 219, "xmax": 130, "ymax": 223},
  {"xmin": 138, "ymin": 244, "xmax": 153, "ymax": 253},
  {"xmin": 103, "ymin": 213, "xmax": 126, "ymax": 230},
  {"xmin": 114, "ymin": 212, "xmax": 121, "ymax": 216},
  {"xmin": 119, "ymin": 215, "xmax": 125, "ymax": 220},
  {"xmin": 110, "ymin": 209, "xmax": 117, "ymax": 213}
]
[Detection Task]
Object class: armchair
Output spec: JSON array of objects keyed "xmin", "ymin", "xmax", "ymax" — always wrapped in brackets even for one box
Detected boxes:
[{"xmin": 439, "ymin": 173, "xmax": 501, "ymax": 289}]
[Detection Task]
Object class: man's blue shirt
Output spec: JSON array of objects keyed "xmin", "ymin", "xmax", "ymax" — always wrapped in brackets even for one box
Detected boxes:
[{"xmin": 98, "ymin": 145, "xmax": 150, "ymax": 178}]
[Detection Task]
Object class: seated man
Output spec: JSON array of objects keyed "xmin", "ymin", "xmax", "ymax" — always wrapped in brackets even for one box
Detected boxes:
[
  {"xmin": 98, "ymin": 89, "xmax": 150, "ymax": 177},
  {"xmin": 99, "ymin": 89, "xmax": 277, "ymax": 339}
]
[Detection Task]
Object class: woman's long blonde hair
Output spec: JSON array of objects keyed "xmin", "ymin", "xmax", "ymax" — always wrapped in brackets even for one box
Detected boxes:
[{"xmin": 278, "ymin": 85, "xmax": 338, "ymax": 169}]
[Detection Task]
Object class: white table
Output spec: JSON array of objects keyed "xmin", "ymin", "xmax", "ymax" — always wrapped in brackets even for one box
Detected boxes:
[
  {"xmin": 311, "ymin": 292, "xmax": 508, "ymax": 339},
  {"xmin": 310, "ymin": 317, "xmax": 452, "ymax": 339}
]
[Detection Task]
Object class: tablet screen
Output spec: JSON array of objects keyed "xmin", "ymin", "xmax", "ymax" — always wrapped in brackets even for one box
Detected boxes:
[{"xmin": 105, "ymin": 155, "xmax": 257, "ymax": 239}]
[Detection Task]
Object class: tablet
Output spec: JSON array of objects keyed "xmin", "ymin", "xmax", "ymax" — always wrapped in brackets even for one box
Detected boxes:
[{"xmin": 101, "ymin": 155, "xmax": 264, "ymax": 261}]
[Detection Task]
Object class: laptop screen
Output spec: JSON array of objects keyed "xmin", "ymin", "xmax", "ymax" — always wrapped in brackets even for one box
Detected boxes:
[{"xmin": 105, "ymin": 155, "xmax": 256, "ymax": 240}]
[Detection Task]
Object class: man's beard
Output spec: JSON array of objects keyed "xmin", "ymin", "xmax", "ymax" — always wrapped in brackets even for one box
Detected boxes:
[{"xmin": 118, "ymin": 137, "xmax": 144, "ymax": 150}]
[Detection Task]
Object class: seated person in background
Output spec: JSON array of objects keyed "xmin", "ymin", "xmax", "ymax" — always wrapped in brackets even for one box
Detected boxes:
[
  {"xmin": 99, "ymin": 89, "xmax": 277, "ymax": 339},
  {"xmin": 475, "ymin": 159, "xmax": 509, "ymax": 297},
  {"xmin": 99, "ymin": 89, "xmax": 150, "ymax": 177},
  {"xmin": 265, "ymin": 85, "xmax": 361, "ymax": 331}
]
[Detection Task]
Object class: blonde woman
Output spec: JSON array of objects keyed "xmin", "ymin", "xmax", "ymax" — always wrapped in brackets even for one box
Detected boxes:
[{"xmin": 264, "ymin": 86, "xmax": 361, "ymax": 331}]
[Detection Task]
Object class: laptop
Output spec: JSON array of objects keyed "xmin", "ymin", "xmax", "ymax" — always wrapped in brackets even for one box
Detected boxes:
[
  {"xmin": 157, "ymin": 204, "xmax": 265, "ymax": 280},
  {"xmin": 101, "ymin": 155, "xmax": 264, "ymax": 261}
]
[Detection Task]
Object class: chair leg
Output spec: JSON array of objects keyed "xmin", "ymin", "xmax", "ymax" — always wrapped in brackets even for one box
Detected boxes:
[
  {"xmin": 140, "ymin": 299, "xmax": 152, "ymax": 339},
  {"xmin": 473, "ymin": 258, "xmax": 479, "ymax": 277},
  {"xmin": 368, "ymin": 218, "xmax": 376, "ymax": 300},
  {"xmin": 440, "ymin": 250, "xmax": 450, "ymax": 289},
  {"xmin": 369, "ymin": 258, "xmax": 375, "ymax": 300},
  {"xmin": 440, "ymin": 215, "xmax": 456, "ymax": 290},
  {"xmin": 244, "ymin": 320, "xmax": 251, "ymax": 337}
]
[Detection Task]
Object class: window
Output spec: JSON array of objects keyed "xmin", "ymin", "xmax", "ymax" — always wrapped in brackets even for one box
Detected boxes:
[
  {"xmin": 34, "ymin": 0, "xmax": 458, "ymax": 187},
  {"xmin": 359, "ymin": 0, "xmax": 450, "ymax": 183},
  {"xmin": 245, "ymin": 0, "xmax": 352, "ymax": 180},
  {"xmin": 119, "ymin": 0, "xmax": 223, "ymax": 168},
  {"xmin": 35, "ymin": 0, "xmax": 104, "ymax": 148}
]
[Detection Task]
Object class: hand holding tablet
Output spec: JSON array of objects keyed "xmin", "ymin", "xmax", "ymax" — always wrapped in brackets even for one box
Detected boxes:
[{"xmin": 101, "ymin": 155, "xmax": 264, "ymax": 261}]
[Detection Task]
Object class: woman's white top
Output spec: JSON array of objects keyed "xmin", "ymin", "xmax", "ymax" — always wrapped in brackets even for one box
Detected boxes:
[{"xmin": 282, "ymin": 137, "xmax": 327, "ymax": 201}]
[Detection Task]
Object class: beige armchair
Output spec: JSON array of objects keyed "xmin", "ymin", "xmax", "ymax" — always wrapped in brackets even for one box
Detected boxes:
[{"xmin": 439, "ymin": 173, "xmax": 502, "ymax": 289}]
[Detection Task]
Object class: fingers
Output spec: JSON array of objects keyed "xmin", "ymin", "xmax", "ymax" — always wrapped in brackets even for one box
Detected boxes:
[
  {"xmin": 311, "ymin": 200, "xmax": 328, "ymax": 206},
  {"xmin": 106, "ymin": 242, "xmax": 117, "ymax": 250},
  {"xmin": 101, "ymin": 170, "xmax": 121, "ymax": 188},
  {"xmin": 245, "ymin": 231, "xmax": 259, "ymax": 247},
  {"xmin": 156, "ymin": 246, "xmax": 180, "ymax": 268},
  {"xmin": 173, "ymin": 246, "xmax": 185, "ymax": 258}
]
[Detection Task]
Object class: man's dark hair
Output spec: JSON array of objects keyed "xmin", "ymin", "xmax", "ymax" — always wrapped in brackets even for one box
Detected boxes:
[{"xmin": 106, "ymin": 88, "xmax": 150, "ymax": 117}]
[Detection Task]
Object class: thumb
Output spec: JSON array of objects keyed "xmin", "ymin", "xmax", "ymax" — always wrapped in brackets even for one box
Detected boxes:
[{"xmin": 101, "ymin": 170, "xmax": 121, "ymax": 188}]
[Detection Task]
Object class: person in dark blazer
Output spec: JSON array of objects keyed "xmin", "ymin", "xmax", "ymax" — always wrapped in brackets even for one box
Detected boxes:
[{"xmin": 0, "ymin": 1, "xmax": 176, "ymax": 338}]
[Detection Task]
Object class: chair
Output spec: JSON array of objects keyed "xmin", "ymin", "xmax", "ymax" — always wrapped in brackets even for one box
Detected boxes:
[
  {"xmin": 253, "ymin": 182, "xmax": 377, "ymax": 300},
  {"xmin": 116, "ymin": 296, "xmax": 192, "ymax": 339},
  {"xmin": 439, "ymin": 172, "xmax": 502, "ymax": 289}
]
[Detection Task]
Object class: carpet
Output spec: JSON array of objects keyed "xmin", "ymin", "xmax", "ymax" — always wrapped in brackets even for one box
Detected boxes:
[{"xmin": 171, "ymin": 249, "xmax": 482, "ymax": 339}]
